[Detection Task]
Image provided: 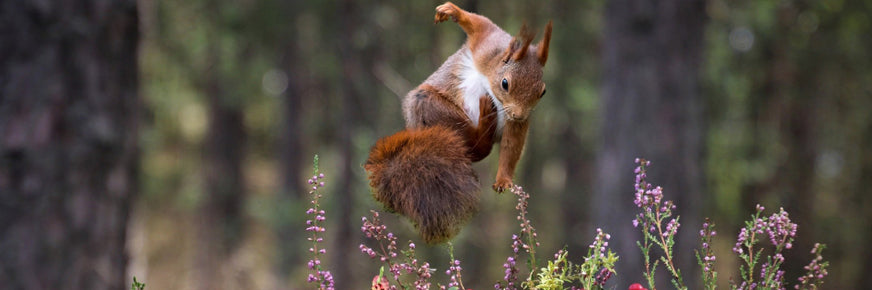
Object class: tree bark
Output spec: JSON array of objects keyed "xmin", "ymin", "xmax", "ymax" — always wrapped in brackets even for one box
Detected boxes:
[
  {"xmin": 594, "ymin": 0, "xmax": 707, "ymax": 288},
  {"xmin": 0, "ymin": 0, "xmax": 139, "ymax": 289}
]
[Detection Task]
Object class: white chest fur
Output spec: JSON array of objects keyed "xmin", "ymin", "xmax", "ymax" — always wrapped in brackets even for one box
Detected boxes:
[{"xmin": 457, "ymin": 48, "xmax": 506, "ymax": 133}]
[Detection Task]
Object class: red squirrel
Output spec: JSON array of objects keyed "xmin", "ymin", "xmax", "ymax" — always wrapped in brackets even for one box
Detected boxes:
[{"xmin": 365, "ymin": 2, "xmax": 551, "ymax": 243}]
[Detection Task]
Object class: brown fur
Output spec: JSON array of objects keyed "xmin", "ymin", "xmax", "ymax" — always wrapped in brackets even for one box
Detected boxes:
[
  {"xmin": 405, "ymin": 85, "xmax": 498, "ymax": 162},
  {"xmin": 365, "ymin": 127, "xmax": 480, "ymax": 244},
  {"xmin": 365, "ymin": 2, "xmax": 552, "ymax": 243}
]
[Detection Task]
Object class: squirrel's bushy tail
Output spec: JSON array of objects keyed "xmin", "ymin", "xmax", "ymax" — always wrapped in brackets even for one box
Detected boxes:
[{"xmin": 364, "ymin": 126, "xmax": 480, "ymax": 244}]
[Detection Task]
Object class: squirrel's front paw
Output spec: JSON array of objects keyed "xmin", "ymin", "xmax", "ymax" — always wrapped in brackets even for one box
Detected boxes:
[
  {"xmin": 492, "ymin": 177, "xmax": 513, "ymax": 193},
  {"xmin": 434, "ymin": 2, "xmax": 460, "ymax": 23},
  {"xmin": 478, "ymin": 97, "xmax": 497, "ymax": 126}
]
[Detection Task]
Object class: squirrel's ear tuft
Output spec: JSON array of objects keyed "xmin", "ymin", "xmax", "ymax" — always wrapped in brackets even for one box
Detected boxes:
[
  {"xmin": 502, "ymin": 36, "xmax": 519, "ymax": 63},
  {"xmin": 536, "ymin": 20, "xmax": 552, "ymax": 66},
  {"xmin": 511, "ymin": 22, "xmax": 535, "ymax": 61},
  {"xmin": 503, "ymin": 23, "xmax": 536, "ymax": 63}
]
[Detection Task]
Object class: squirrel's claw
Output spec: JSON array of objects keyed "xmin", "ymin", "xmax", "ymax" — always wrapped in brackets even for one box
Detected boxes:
[
  {"xmin": 493, "ymin": 178, "xmax": 513, "ymax": 193},
  {"xmin": 434, "ymin": 2, "xmax": 460, "ymax": 24}
]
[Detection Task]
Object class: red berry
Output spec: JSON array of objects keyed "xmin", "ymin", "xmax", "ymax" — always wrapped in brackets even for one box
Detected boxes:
[{"xmin": 629, "ymin": 283, "xmax": 648, "ymax": 290}]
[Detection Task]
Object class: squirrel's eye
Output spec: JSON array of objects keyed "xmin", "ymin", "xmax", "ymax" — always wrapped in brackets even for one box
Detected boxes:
[
  {"xmin": 501, "ymin": 78, "xmax": 509, "ymax": 91},
  {"xmin": 540, "ymin": 89, "xmax": 546, "ymax": 98}
]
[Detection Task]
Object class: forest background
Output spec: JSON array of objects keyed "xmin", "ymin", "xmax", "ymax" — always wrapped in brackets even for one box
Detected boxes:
[{"xmin": 1, "ymin": 0, "xmax": 870, "ymax": 289}]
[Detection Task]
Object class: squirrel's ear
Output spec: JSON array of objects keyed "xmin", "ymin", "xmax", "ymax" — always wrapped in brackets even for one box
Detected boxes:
[
  {"xmin": 502, "ymin": 36, "xmax": 520, "ymax": 63},
  {"xmin": 536, "ymin": 20, "xmax": 552, "ymax": 66},
  {"xmin": 511, "ymin": 23, "xmax": 535, "ymax": 62}
]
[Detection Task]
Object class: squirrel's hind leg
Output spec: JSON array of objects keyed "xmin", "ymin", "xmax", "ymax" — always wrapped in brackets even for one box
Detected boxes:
[
  {"xmin": 403, "ymin": 87, "xmax": 496, "ymax": 161},
  {"xmin": 404, "ymin": 86, "xmax": 469, "ymax": 130},
  {"xmin": 468, "ymin": 96, "xmax": 498, "ymax": 162},
  {"xmin": 434, "ymin": 2, "xmax": 496, "ymax": 50}
]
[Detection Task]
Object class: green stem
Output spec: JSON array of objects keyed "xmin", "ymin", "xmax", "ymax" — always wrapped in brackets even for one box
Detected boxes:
[{"xmin": 655, "ymin": 215, "xmax": 684, "ymax": 289}]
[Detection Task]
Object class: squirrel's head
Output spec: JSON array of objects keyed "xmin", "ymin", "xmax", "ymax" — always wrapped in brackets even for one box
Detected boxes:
[{"xmin": 491, "ymin": 21, "xmax": 552, "ymax": 122}]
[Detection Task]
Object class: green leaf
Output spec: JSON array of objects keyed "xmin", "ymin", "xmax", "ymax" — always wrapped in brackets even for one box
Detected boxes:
[{"xmin": 131, "ymin": 276, "xmax": 146, "ymax": 290}]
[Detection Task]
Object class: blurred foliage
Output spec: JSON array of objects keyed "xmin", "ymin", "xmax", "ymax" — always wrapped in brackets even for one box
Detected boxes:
[
  {"xmin": 704, "ymin": 0, "xmax": 872, "ymax": 287},
  {"xmin": 134, "ymin": 0, "xmax": 872, "ymax": 289}
]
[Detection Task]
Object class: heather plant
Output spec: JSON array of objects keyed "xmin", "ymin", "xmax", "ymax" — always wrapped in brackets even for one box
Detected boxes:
[
  {"xmin": 632, "ymin": 158, "xmax": 686, "ymax": 289},
  {"xmin": 359, "ymin": 210, "xmax": 437, "ymax": 290},
  {"xmin": 301, "ymin": 156, "xmax": 829, "ymax": 289},
  {"xmin": 444, "ymin": 243, "xmax": 466, "ymax": 290},
  {"xmin": 632, "ymin": 158, "xmax": 828, "ymax": 290},
  {"xmin": 576, "ymin": 228, "xmax": 619, "ymax": 289},
  {"xmin": 357, "ymin": 212, "xmax": 466, "ymax": 290},
  {"xmin": 305, "ymin": 155, "xmax": 335, "ymax": 289},
  {"xmin": 795, "ymin": 243, "xmax": 829, "ymax": 289},
  {"xmin": 497, "ymin": 186, "xmax": 618, "ymax": 290},
  {"xmin": 496, "ymin": 185, "xmax": 541, "ymax": 289},
  {"xmin": 729, "ymin": 204, "xmax": 798, "ymax": 289},
  {"xmin": 695, "ymin": 218, "xmax": 718, "ymax": 290},
  {"xmin": 531, "ymin": 230, "xmax": 618, "ymax": 290}
]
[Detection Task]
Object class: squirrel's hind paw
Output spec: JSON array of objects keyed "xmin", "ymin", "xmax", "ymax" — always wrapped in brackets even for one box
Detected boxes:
[{"xmin": 434, "ymin": 2, "xmax": 461, "ymax": 23}]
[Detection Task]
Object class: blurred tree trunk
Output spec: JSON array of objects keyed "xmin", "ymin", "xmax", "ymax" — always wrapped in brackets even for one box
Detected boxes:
[
  {"xmin": 280, "ymin": 18, "xmax": 304, "ymax": 203},
  {"xmin": 277, "ymin": 42, "xmax": 306, "ymax": 280},
  {"xmin": 195, "ymin": 82, "xmax": 246, "ymax": 290},
  {"xmin": 770, "ymin": 13, "xmax": 816, "ymax": 283},
  {"xmin": 550, "ymin": 0, "xmax": 593, "ymax": 256},
  {"xmin": 275, "ymin": 0, "xmax": 305, "ymax": 281},
  {"xmin": 777, "ymin": 96, "xmax": 816, "ymax": 283},
  {"xmin": 0, "ymin": 0, "xmax": 139, "ymax": 289},
  {"xmin": 770, "ymin": 5, "xmax": 831, "ymax": 282},
  {"xmin": 334, "ymin": 0, "xmax": 362, "ymax": 288},
  {"xmin": 594, "ymin": 0, "xmax": 707, "ymax": 288},
  {"xmin": 193, "ymin": 2, "xmax": 246, "ymax": 289}
]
